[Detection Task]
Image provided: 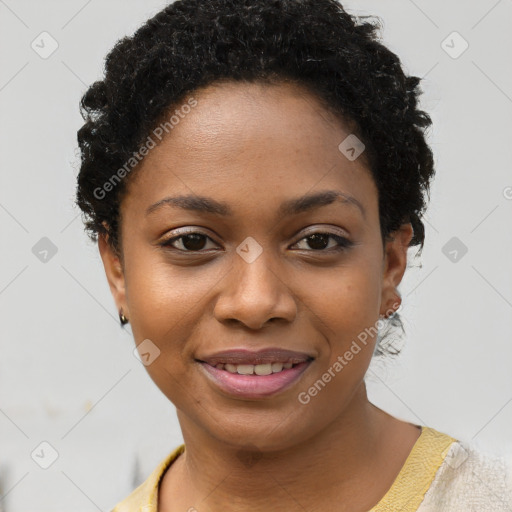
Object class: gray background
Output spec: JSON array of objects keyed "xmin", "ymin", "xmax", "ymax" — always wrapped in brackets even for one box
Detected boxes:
[{"xmin": 0, "ymin": 0, "xmax": 511, "ymax": 510}]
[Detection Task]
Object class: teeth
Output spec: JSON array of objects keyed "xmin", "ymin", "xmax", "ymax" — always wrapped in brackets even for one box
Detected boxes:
[
  {"xmin": 217, "ymin": 362, "xmax": 298, "ymax": 375},
  {"xmin": 236, "ymin": 364, "xmax": 254, "ymax": 375},
  {"xmin": 271, "ymin": 362, "xmax": 283, "ymax": 372},
  {"xmin": 254, "ymin": 364, "xmax": 272, "ymax": 375}
]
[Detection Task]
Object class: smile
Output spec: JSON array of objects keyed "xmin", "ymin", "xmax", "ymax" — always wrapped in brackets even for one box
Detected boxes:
[
  {"xmin": 197, "ymin": 359, "xmax": 312, "ymax": 399},
  {"xmin": 213, "ymin": 361, "xmax": 296, "ymax": 375}
]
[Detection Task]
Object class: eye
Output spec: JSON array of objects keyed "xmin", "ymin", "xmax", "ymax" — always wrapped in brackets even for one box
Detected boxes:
[
  {"xmin": 159, "ymin": 230, "xmax": 353, "ymax": 254},
  {"xmin": 291, "ymin": 232, "xmax": 353, "ymax": 252},
  {"xmin": 160, "ymin": 232, "xmax": 219, "ymax": 252}
]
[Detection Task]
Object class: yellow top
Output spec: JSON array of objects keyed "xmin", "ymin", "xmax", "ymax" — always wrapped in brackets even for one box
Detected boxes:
[{"xmin": 111, "ymin": 426, "xmax": 456, "ymax": 512}]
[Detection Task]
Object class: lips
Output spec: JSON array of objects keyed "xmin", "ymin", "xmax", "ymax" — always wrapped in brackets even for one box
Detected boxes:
[
  {"xmin": 198, "ymin": 360, "xmax": 312, "ymax": 398},
  {"xmin": 196, "ymin": 348, "xmax": 314, "ymax": 366}
]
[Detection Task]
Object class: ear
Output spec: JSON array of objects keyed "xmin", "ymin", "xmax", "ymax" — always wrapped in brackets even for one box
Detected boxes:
[
  {"xmin": 98, "ymin": 231, "xmax": 128, "ymax": 319},
  {"xmin": 379, "ymin": 223, "xmax": 414, "ymax": 318}
]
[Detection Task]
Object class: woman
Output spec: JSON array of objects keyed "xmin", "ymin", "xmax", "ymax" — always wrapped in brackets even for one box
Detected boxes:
[{"xmin": 75, "ymin": 0, "xmax": 512, "ymax": 510}]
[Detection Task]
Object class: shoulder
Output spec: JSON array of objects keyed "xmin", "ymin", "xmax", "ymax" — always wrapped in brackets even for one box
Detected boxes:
[
  {"xmin": 419, "ymin": 439, "xmax": 512, "ymax": 511},
  {"xmin": 111, "ymin": 444, "xmax": 185, "ymax": 512}
]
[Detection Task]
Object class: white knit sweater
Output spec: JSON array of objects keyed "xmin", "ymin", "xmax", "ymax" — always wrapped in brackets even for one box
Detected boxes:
[{"xmin": 418, "ymin": 440, "xmax": 512, "ymax": 511}]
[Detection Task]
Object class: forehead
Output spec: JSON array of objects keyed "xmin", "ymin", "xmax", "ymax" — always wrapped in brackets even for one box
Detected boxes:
[
  {"xmin": 121, "ymin": 80, "xmax": 378, "ymax": 221},
  {"xmin": 153, "ymin": 80, "xmax": 353, "ymax": 162}
]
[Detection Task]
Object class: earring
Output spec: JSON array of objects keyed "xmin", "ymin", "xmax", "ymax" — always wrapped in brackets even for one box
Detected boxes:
[
  {"xmin": 119, "ymin": 309, "xmax": 129, "ymax": 326},
  {"xmin": 380, "ymin": 293, "xmax": 402, "ymax": 319},
  {"xmin": 385, "ymin": 293, "xmax": 402, "ymax": 319}
]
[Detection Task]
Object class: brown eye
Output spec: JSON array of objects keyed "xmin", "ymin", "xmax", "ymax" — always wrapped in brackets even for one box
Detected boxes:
[
  {"xmin": 161, "ymin": 232, "xmax": 218, "ymax": 252},
  {"xmin": 293, "ymin": 232, "xmax": 353, "ymax": 252},
  {"xmin": 305, "ymin": 233, "xmax": 330, "ymax": 250}
]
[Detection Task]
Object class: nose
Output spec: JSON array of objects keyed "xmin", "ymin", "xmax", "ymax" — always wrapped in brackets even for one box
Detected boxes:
[{"xmin": 213, "ymin": 250, "xmax": 298, "ymax": 330}]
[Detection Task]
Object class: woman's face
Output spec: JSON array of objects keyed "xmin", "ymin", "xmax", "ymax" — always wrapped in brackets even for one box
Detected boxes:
[{"xmin": 100, "ymin": 80, "xmax": 412, "ymax": 451}]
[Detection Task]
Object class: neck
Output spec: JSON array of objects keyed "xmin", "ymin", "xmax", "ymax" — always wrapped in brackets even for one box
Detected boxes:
[{"xmin": 162, "ymin": 383, "xmax": 420, "ymax": 512}]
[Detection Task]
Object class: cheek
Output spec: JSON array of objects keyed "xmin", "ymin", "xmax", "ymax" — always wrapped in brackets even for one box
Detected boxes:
[
  {"xmin": 124, "ymin": 247, "xmax": 221, "ymax": 331},
  {"xmin": 122, "ymin": 250, "xmax": 221, "ymax": 378},
  {"xmin": 122, "ymin": 256, "xmax": 211, "ymax": 409},
  {"xmin": 294, "ymin": 286, "xmax": 378, "ymax": 416},
  {"xmin": 296, "ymin": 259, "xmax": 382, "ymax": 386},
  {"xmin": 301, "ymin": 259, "xmax": 382, "ymax": 338}
]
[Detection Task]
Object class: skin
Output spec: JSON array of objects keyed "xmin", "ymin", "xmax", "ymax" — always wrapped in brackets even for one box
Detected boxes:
[{"xmin": 99, "ymin": 80, "xmax": 420, "ymax": 512}]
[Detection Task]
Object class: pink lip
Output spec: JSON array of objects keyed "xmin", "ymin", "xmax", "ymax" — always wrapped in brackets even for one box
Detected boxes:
[{"xmin": 198, "ymin": 360, "xmax": 312, "ymax": 399}]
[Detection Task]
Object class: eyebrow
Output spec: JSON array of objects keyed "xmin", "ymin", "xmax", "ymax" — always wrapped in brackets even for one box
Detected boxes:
[{"xmin": 145, "ymin": 190, "xmax": 365, "ymax": 219}]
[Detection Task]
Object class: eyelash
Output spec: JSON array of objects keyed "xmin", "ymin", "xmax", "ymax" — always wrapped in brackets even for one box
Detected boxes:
[{"xmin": 159, "ymin": 230, "xmax": 354, "ymax": 254}]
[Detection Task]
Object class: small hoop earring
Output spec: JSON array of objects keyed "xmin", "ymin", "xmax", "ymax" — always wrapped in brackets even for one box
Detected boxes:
[
  {"xmin": 386, "ymin": 293, "xmax": 402, "ymax": 319},
  {"xmin": 381, "ymin": 293, "xmax": 402, "ymax": 319},
  {"xmin": 119, "ymin": 309, "xmax": 129, "ymax": 326}
]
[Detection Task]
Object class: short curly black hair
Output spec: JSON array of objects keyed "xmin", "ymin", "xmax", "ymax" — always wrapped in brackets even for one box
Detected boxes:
[{"xmin": 75, "ymin": 0, "xmax": 435, "ymax": 354}]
